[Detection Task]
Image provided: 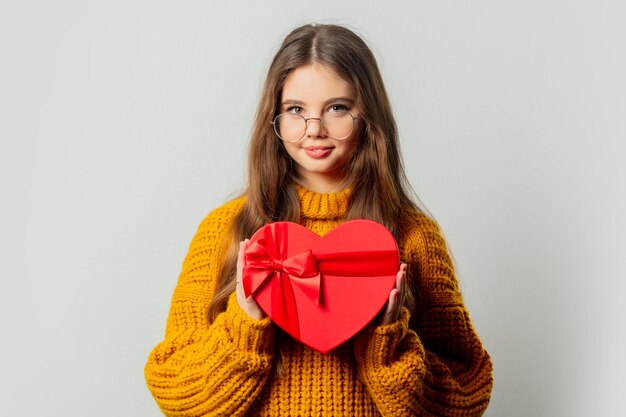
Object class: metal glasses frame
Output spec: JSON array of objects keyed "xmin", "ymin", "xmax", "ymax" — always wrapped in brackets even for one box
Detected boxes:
[{"xmin": 270, "ymin": 112, "xmax": 359, "ymax": 143}]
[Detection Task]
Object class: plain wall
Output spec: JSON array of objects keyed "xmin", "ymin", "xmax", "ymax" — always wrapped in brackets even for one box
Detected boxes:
[{"xmin": 2, "ymin": 1, "xmax": 625, "ymax": 416}]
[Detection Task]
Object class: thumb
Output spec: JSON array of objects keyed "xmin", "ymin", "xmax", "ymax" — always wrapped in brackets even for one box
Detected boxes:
[{"xmin": 237, "ymin": 240, "xmax": 248, "ymax": 281}]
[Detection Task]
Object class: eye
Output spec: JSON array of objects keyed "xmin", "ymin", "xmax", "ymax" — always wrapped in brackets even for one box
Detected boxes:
[
  {"xmin": 286, "ymin": 105, "xmax": 303, "ymax": 114},
  {"xmin": 329, "ymin": 104, "xmax": 350, "ymax": 113}
]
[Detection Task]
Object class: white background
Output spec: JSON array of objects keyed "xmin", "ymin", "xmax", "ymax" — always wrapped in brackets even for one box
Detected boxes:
[{"xmin": 2, "ymin": 1, "xmax": 625, "ymax": 416}]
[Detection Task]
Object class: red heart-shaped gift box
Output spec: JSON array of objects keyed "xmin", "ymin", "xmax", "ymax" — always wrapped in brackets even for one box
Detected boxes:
[{"xmin": 242, "ymin": 220, "xmax": 399, "ymax": 353}]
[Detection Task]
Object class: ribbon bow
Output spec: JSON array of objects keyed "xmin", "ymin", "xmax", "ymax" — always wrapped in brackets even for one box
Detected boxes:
[{"xmin": 242, "ymin": 223, "xmax": 321, "ymax": 338}]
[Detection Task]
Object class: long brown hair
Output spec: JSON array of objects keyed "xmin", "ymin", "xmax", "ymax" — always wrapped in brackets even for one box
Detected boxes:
[{"xmin": 207, "ymin": 23, "xmax": 422, "ymax": 324}]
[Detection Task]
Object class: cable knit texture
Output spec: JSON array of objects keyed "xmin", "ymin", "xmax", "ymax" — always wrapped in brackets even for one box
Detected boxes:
[{"xmin": 145, "ymin": 185, "xmax": 493, "ymax": 416}]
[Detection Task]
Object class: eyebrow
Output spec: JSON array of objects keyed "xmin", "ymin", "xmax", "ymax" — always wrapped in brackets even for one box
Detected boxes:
[{"xmin": 281, "ymin": 97, "xmax": 355, "ymax": 106}]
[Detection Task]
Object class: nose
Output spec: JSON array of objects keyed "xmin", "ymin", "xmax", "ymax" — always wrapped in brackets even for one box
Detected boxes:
[{"xmin": 305, "ymin": 117, "xmax": 326, "ymax": 138}]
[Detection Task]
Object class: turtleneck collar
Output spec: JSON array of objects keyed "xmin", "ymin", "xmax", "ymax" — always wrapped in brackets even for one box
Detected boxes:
[{"xmin": 295, "ymin": 184, "xmax": 353, "ymax": 220}]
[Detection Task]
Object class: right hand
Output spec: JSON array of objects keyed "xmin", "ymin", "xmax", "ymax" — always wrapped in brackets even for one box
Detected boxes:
[{"xmin": 235, "ymin": 239, "xmax": 266, "ymax": 320}]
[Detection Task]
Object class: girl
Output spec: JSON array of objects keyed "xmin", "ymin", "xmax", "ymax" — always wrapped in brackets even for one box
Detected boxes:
[{"xmin": 145, "ymin": 23, "xmax": 493, "ymax": 416}]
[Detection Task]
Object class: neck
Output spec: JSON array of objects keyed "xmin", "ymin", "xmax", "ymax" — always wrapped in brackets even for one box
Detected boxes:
[{"xmin": 296, "ymin": 171, "xmax": 348, "ymax": 194}]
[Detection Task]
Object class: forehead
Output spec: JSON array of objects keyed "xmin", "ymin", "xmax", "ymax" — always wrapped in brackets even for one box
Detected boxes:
[{"xmin": 281, "ymin": 64, "xmax": 354, "ymax": 102}]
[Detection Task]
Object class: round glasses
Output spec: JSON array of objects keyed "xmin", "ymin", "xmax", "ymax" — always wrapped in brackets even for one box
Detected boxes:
[{"xmin": 271, "ymin": 111, "xmax": 359, "ymax": 143}]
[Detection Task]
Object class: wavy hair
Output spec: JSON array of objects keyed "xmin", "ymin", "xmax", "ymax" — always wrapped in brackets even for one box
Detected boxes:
[{"xmin": 207, "ymin": 23, "xmax": 422, "ymax": 332}]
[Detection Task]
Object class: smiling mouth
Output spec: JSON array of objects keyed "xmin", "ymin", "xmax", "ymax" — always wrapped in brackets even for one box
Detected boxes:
[{"xmin": 304, "ymin": 146, "xmax": 334, "ymax": 158}]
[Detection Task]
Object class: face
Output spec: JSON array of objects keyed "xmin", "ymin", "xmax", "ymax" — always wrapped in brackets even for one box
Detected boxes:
[{"xmin": 279, "ymin": 63, "xmax": 360, "ymax": 193}]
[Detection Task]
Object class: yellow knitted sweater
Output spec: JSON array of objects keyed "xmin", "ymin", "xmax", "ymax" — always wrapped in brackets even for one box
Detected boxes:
[{"xmin": 145, "ymin": 186, "xmax": 493, "ymax": 416}]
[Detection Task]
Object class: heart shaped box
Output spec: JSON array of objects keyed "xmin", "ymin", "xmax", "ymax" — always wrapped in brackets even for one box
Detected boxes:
[{"xmin": 242, "ymin": 220, "xmax": 399, "ymax": 353}]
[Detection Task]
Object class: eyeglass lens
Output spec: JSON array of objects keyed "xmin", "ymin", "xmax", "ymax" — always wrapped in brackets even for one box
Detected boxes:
[{"xmin": 273, "ymin": 113, "xmax": 354, "ymax": 142}]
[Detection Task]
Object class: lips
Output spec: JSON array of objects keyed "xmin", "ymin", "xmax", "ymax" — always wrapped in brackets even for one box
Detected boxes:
[{"xmin": 304, "ymin": 146, "xmax": 334, "ymax": 158}]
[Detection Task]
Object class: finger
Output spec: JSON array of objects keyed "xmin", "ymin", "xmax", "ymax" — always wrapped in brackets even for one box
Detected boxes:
[
  {"xmin": 396, "ymin": 263, "xmax": 407, "ymax": 286},
  {"xmin": 388, "ymin": 288, "xmax": 398, "ymax": 311},
  {"xmin": 381, "ymin": 288, "xmax": 398, "ymax": 324},
  {"xmin": 393, "ymin": 270, "xmax": 406, "ymax": 317},
  {"xmin": 396, "ymin": 268, "xmax": 405, "ymax": 290},
  {"xmin": 398, "ymin": 262, "xmax": 407, "ymax": 295},
  {"xmin": 237, "ymin": 240, "xmax": 247, "ymax": 268},
  {"xmin": 236, "ymin": 242, "xmax": 247, "ymax": 295}
]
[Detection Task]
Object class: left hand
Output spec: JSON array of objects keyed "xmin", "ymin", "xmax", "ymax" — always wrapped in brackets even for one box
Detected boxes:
[
  {"xmin": 379, "ymin": 262, "xmax": 407, "ymax": 325},
  {"xmin": 235, "ymin": 239, "xmax": 266, "ymax": 320}
]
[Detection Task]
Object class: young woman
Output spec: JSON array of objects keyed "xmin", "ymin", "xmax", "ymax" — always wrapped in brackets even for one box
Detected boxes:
[{"xmin": 145, "ymin": 23, "xmax": 493, "ymax": 416}]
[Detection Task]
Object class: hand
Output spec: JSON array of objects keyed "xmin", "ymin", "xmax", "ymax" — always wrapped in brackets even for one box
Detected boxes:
[
  {"xmin": 379, "ymin": 262, "xmax": 407, "ymax": 325},
  {"xmin": 235, "ymin": 239, "xmax": 266, "ymax": 320}
]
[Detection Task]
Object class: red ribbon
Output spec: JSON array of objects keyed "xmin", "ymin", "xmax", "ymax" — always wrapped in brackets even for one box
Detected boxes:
[{"xmin": 242, "ymin": 222, "xmax": 397, "ymax": 338}]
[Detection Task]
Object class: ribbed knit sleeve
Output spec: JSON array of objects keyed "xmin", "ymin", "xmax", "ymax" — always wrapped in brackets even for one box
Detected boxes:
[
  {"xmin": 144, "ymin": 198, "xmax": 275, "ymax": 417},
  {"xmin": 353, "ymin": 213, "xmax": 493, "ymax": 417}
]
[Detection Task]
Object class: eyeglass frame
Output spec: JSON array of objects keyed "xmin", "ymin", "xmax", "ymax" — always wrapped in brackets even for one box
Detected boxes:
[{"xmin": 270, "ymin": 111, "xmax": 360, "ymax": 143}]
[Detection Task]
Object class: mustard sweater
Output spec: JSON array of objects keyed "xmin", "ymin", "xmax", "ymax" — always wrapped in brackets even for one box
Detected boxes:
[{"xmin": 145, "ymin": 186, "xmax": 493, "ymax": 416}]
